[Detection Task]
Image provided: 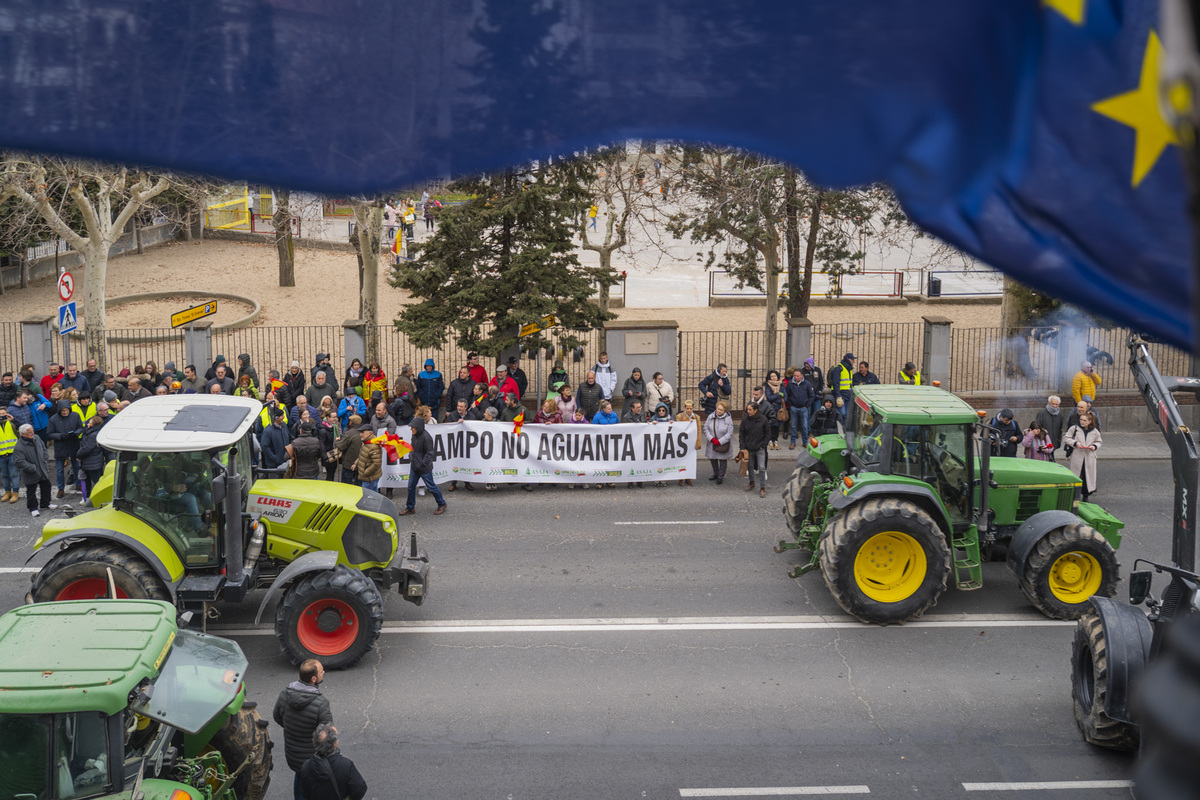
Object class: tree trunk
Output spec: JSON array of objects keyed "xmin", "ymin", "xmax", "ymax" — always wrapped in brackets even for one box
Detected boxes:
[
  {"xmin": 84, "ymin": 246, "xmax": 109, "ymax": 372},
  {"xmin": 18, "ymin": 252, "xmax": 27, "ymax": 289},
  {"xmin": 798, "ymin": 193, "xmax": 823, "ymax": 319},
  {"xmin": 196, "ymin": 204, "xmax": 205, "ymax": 241},
  {"xmin": 353, "ymin": 203, "xmax": 383, "ymax": 365},
  {"xmin": 273, "ymin": 188, "xmax": 295, "ymax": 287},
  {"xmin": 135, "ymin": 217, "xmax": 145, "ymax": 255},
  {"xmin": 597, "ymin": 249, "xmax": 612, "ymax": 353},
  {"xmin": 1000, "ymin": 273, "xmax": 1033, "ymax": 378},
  {"xmin": 764, "ymin": 244, "xmax": 780, "ymax": 374},
  {"xmin": 784, "ymin": 169, "xmax": 800, "ymax": 319},
  {"xmin": 181, "ymin": 206, "xmax": 194, "ymax": 241}
]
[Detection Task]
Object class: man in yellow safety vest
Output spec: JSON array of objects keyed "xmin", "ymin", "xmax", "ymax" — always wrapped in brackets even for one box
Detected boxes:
[
  {"xmin": 0, "ymin": 407, "xmax": 18, "ymax": 502},
  {"xmin": 899, "ymin": 361, "xmax": 922, "ymax": 385}
]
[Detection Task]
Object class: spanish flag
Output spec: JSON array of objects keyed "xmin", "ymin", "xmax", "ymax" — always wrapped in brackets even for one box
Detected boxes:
[
  {"xmin": 512, "ymin": 408, "xmax": 524, "ymax": 436},
  {"xmin": 472, "ymin": 393, "xmax": 485, "ymax": 407},
  {"xmin": 370, "ymin": 431, "xmax": 412, "ymax": 459},
  {"xmin": 391, "ymin": 230, "xmax": 401, "ymax": 257},
  {"xmin": 270, "ymin": 378, "xmax": 286, "ymax": 394}
]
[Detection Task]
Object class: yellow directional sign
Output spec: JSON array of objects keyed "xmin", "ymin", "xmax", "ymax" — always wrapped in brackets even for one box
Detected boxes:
[
  {"xmin": 519, "ymin": 314, "xmax": 558, "ymax": 338},
  {"xmin": 171, "ymin": 301, "xmax": 218, "ymax": 328}
]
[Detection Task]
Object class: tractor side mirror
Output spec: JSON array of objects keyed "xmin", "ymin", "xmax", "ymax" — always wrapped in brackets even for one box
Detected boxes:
[
  {"xmin": 1129, "ymin": 570, "xmax": 1153, "ymax": 605},
  {"xmin": 211, "ymin": 474, "xmax": 226, "ymax": 506}
]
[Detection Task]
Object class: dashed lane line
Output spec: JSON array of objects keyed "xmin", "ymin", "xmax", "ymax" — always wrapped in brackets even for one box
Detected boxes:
[
  {"xmin": 962, "ymin": 780, "xmax": 1132, "ymax": 792},
  {"xmin": 680, "ymin": 788, "xmax": 869, "ymax": 797}
]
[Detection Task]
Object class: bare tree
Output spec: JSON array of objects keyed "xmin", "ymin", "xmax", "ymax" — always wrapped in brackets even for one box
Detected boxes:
[
  {"xmin": 1, "ymin": 155, "xmax": 168, "ymax": 370},
  {"xmin": 272, "ymin": 187, "xmax": 296, "ymax": 287}
]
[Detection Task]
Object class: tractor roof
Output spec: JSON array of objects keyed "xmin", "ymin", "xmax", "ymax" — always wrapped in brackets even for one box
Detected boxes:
[
  {"xmin": 0, "ymin": 600, "xmax": 176, "ymax": 716},
  {"xmin": 854, "ymin": 384, "xmax": 980, "ymax": 425},
  {"xmin": 98, "ymin": 394, "xmax": 262, "ymax": 452}
]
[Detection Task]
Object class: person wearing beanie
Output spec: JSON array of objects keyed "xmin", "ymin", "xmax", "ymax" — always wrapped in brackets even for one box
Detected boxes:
[
  {"xmin": 505, "ymin": 356, "xmax": 528, "ymax": 400},
  {"xmin": 204, "ymin": 354, "xmax": 227, "ymax": 382},
  {"xmin": 237, "ymin": 353, "xmax": 259, "ymax": 389},
  {"xmin": 283, "ymin": 360, "xmax": 306, "ymax": 406},
  {"xmin": 416, "ymin": 359, "xmax": 445, "ymax": 416},
  {"xmin": 47, "ymin": 399, "xmax": 84, "ymax": 497},
  {"xmin": 831, "ymin": 352, "xmax": 857, "ymax": 420},
  {"xmin": 286, "ymin": 420, "xmax": 323, "ymax": 479},
  {"xmin": 989, "ymin": 408, "xmax": 1021, "ymax": 457}
]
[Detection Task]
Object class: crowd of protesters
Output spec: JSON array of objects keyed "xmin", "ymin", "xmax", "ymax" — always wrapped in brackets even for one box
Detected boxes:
[{"xmin": 0, "ymin": 347, "xmax": 1103, "ymax": 514}]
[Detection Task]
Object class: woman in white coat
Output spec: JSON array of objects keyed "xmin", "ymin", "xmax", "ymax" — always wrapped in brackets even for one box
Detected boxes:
[
  {"xmin": 1063, "ymin": 411, "xmax": 1101, "ymax": 501},
  {"xmin": 702, "ymin": 401, "xmax": 735, "ymax": 485}
]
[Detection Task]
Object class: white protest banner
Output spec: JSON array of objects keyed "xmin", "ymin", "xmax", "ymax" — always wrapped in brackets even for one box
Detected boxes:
[{"xmin": 378, "ymin": 421, "xmax": 697, "ymax": 486}]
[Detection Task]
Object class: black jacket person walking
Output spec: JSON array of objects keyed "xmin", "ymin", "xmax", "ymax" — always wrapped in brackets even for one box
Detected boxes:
[
  {"xmin": 274, "ymin": 659, "xmax": 332, "ymax": 800},
  {"xmin": 398, "ymin": 417, "xmax": 446, "ymax": 515}
]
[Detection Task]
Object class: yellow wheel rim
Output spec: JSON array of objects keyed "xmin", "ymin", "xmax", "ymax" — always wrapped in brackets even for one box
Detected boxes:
[
  {"xmin": 853, "ymin": 531, "xmax": 927, "ymax": 603},
  {"xmin": 1048, "ymin": 551, "xmax": 1103, "ymax": 603}
]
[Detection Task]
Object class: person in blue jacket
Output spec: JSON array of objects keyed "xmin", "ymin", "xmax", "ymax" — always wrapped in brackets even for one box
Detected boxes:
[
  {"xmin": 338, "ymin": 392, "xmax": 367, "ymax": 430},
  {"xmin": 784, "ymin": 368, "xmax": 816, "ymax": 449},
  {"xmin": 27, "ymin": 387, "xmax": 52, "ymax": 443},
  {"xmin": 415, "ymin": 359, "xmax": 445, "ymax": 416},
  {"xmin": 591, "ymin": 400, "xmax": 619, "ymax": 425}
]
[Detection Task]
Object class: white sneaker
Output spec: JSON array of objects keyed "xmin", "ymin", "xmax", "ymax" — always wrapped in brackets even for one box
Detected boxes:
[
  {"xmin": 418, "ymin": 487, "xmax": 426, "ymax": 497},
  {"xmin": 31, "ymin": 509, "xmax": 39, "ymax": 517},
  {"xmin": 47, "ymin": 503, "xmax": 58, "ymax": 510}
]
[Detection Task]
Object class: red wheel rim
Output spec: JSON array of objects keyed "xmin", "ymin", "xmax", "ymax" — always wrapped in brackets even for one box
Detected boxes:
[
  {"xmin": 296, "ymin": 598, "xmax": 359, "ymax": 656},
  {"xmin": 56, "ymin": 579, "xmax": 129, "ymax": 601}
]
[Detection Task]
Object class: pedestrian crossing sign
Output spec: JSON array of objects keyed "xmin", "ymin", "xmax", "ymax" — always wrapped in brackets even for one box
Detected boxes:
[{"xmin": 58, "ymin": 301, "xmax": 77, "ymax": 335}]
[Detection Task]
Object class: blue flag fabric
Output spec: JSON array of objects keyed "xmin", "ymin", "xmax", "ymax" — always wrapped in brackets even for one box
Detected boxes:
[{"xmin": 0, "ymin": 0, "xmax": 1190, "ymax": 348}]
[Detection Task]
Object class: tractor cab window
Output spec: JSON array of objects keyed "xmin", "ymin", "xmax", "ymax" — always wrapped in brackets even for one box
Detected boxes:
[
  {"xmin": 0, "ymin": 711, "xmax": 110, "ymax": 800},
  {"xmin": 923, "ymin": 424, "xmax": 971, "ymax": 516},
  {"xmin": 851, "ymin": 408, "xmax": 883, "ymax": 468},
  {"xmin": 890, "ymin": 425, "xmax": 925, "ymax": 478},
  {"xmin": 119, "ymin": 452, "xmax": 218, "ymax": 567}
]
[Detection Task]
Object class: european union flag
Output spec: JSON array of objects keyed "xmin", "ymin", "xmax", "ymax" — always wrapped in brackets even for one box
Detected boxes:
[{"xmin": 0, "ymin": 1, "xmax": 1189, "ymax": 347}]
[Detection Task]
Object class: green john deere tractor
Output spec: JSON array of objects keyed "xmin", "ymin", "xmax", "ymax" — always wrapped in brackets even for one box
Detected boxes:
[
  {"xmin": 0, "ymin": 598, "xmax": 271, "ymax": 800},
  {"xmin": 27, "ymin": 395, "xmax": 430, "ymax": 669},
  {"xmin": 778, "ymin": 384, "xmax": 1125, "ymax": 624}
]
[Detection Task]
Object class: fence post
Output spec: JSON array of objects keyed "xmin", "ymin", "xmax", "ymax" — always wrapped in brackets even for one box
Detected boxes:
[
  {"xmin": 1058, "ymin": 327, "xmax": 1089, "ymax": 401},
  {"xmin": 786, "ymin": 317, "xmax": 812, "ymax": 368},
  {"xmin": 21, "ymin": 316, "xmax": 53, "ymax": 373},
  {"xmin": 343, "ymin": 319, "xmax": 368, "ymax": 371},
  {"xmin": 921, "ymin": 315, "xmax": 952, "ymax": 389},
  {"xmin": 183, "ymin": 321, "xmax": 213, "ymax": 375}
]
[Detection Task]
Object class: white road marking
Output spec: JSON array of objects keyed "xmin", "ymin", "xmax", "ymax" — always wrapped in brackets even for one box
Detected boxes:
[
  {"xmin": 209, "ymin": 614, "xmax": 1072, "ymax": 637},
  {"xmin": 613, "ymin": 521, "xmax": 724, "ymax": 525},
  {"xmin": 962, "ymin": 780, "xmax": 1132, "ymax": 791},
  {"xmin": 0, "ymin": 525, "xmax": 32, "ymax": 529},
  {"xmin": 0, "ymin": 567, "xmax": 36, "ymax": 574},
  {"xmin": 680, "ymin": 787, "xmax": 869, "ymax": 797}
]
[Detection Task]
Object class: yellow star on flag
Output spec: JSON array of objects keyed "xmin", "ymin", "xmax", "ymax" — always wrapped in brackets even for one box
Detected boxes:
[
  {"xmin": 1044, "ymin": 0, "xmax": 1085, "ymax": 25},
  {"xmin": 1091, "ymin": 31, "xmax": 1178, "ymax": 187}
]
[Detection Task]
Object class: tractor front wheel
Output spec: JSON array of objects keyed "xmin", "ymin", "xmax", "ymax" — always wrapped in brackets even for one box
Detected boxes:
[
  {"xmin": 1072, "ymin": 611, "xmax": 1139, "ymax": 751},
  {"xmin": 819, "ymin": 498, "xmax": 950, "ymax": 624},
  {"xmin": 275, "ymin": 565, "xmax": 384, "ymax": 670},
  {"xmin": 781, "ymin": 467, "xmax": 820, "ymax": 538},
  {"xmin": 31, "ymin": 541, "xmax": 169, "ymax": 603},
  {"xmin": 209, "ymin": 701, "xmax": 274, "ymax": 800},
  {"xmin": 1020, "ymin": 523, "xmax": 1119, "ymax": 620}
]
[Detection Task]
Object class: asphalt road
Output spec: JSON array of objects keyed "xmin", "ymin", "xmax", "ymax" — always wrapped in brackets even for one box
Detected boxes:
[{"xmin": 0, "ymin": 458, "xmax": 1176, "ymax": 799}]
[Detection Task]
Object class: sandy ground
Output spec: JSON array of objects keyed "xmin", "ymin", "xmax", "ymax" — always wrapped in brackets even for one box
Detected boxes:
[{"xmin": 0, "ymin": 239, "xmax": 1000, "ymax": 333}]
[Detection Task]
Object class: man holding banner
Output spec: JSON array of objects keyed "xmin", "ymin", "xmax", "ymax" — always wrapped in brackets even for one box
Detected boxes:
[{"xmin": 399, "ymin": 417, "xmax": 446, "ymax": 516}]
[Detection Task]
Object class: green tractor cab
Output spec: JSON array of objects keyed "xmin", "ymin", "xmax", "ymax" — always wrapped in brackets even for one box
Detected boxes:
[
  {"xmin": 28, "ymin": 395, "xmax": 430, "ymax": 669},
  {"xmin": 0, "ymin": 599, "xmax": 271, "ymax": 800},
  {"xmin": 779, "ymin": 384, "xmax": 1123, "ymax": 624}
]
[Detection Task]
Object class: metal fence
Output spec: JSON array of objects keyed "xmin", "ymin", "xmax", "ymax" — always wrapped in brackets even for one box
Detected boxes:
[
  {"xmin": 948, "ymin": 326, "xmax": 1061, "ymax": 394},
  {"xmin": 0, "ymin": 322, "xmax": 22, "ymax": 373},
  {"xmin": 1086, "ymin": 327, "xmax": 1192, "ymax": 391},
  {"xmin": 211, "ymin": 326, "xmax": 345, "ymax": 379},
  {"xmin": 678, "ymin": 329, "xmax": 789, "ymax": 401},
  {"xmin": 811, "ymin": 322, "xmax": 925, "ymax": 387}
]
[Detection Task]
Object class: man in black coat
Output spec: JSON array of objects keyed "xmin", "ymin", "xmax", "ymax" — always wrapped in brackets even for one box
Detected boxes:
[
  {"xmin": 989, "ymin": 408, "xmax": 1021, "ymax": 457},
  {"xmin": 298, "ymin": 724, "xmax": 367, "ymax": 800},
  {"xmin": 445, "ymin": 367, "xmax": 475, "ymax": 418},
  {"xmin": 398, "ymin": 417, "xmax": 446, "ymax": 515},
  {"xmin": 698, "ymin": 364, "xmax": 732, "ymax": 414},
  {"xmin": 506, "ymin": 356, "xmax": 528, "ymax": 400},
  {"xmin": 738, "ymin": 401, "xmax": 772, "ymax": 496},
  {"xmin": 274, "ymin": 659, "xmax": 333, "ymax": 800},
  {"xmin": 13, "ymin": 425, "xmax": 54, "ymax": 516},
  {"xmin": 260, "ymin": 407, "xmax": 292, "ymax": 471}
]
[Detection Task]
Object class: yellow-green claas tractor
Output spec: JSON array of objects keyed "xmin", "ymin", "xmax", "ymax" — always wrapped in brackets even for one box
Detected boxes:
[{"xmin": 27, "ymin": 395, "xmax": 430, "ymax": 669}]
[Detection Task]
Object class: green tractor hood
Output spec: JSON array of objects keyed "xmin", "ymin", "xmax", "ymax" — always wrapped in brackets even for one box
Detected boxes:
[{"xmin": 986, "ymin": 456, "xmax": 1081, "ymax": 488}]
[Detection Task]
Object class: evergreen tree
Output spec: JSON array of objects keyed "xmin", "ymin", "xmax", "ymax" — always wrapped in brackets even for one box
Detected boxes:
[{"xmin": 391, "ymin": 167, "xmax": 616, "ymax": 356}]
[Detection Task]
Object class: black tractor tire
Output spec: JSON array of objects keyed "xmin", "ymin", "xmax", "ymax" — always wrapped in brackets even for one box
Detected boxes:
[
  {"xmin": 781, "ymin": 467, "xmax": 818, "ymax": 538},
  {"xmin": 31, "ymin": 541, "xmax": 169, "ymax": 603},
  {"xmin": 819, "ymin": 498, "xmax": 951, "ymax": 625},
  {"xmin": 275, "ymin": 565, "xmax": 384, "ymax": 670},
  {"xmin": 1019, "ymin": 523, "xmax": 1119, "ymax": 620},
  {"xmin": 210, "ymin": 701, "xmax": 274, "ymax": 800},
  {"xmin": 1071, "ymin": 611, "xmax": 1140, "ymax": 751}
]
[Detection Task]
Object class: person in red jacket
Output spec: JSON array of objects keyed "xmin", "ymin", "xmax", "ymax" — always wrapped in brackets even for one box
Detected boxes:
[
  {"xmin": 465, "ymin": 352, "xmax": 488, "ymax": 386},
  {"xmin": 488, "ymin": 364, "xmax": 520, "ymax": 398}
]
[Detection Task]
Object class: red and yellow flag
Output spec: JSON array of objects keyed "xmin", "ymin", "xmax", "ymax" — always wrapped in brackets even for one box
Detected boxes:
[
  {"xmin": 269, "ymin": 378, "xmax": 286, "ymax": 394},
  {"xmin": 370, "ymin": 431, "xmax": 412, "ymax": 458},
  {"xmin": 473, "ymin": 393, "xmax": 485, "ymax": 407},
  {"xmin": 512, "ymin": 408, "xmax": 524, "ymax": 436}
]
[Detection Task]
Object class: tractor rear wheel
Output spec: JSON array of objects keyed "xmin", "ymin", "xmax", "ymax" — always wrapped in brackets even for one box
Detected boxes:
[
  {"xmin": 781, "ymin": 467, "xmax": 819, "ymax": 538},
  {"xmin": 275, "ymin": 565, "xmax": 384, "ymax": 670},
  {"xmin": 31, "ymin": 541, "xmax": 169, "ymax": 603},
  {"xmin": 1072, "ymin": 611, "xmax": 1140, "ymax": 751},
  {"xmin": 1020, "ymin": 523, "xmax": 1119, "ymax": 620},
  {"xmin": 819, "ymin": 498, "xmax": 950, "ymax": 624},
  {"xmin": 209, "ymin": 701, "xmax": 273, "ymax": 800}
]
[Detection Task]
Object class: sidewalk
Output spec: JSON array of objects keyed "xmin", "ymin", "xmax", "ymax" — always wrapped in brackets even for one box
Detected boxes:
[{"xmin": 1095, "ymin": 431, "xmax": 1169, "ymax": 460}]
